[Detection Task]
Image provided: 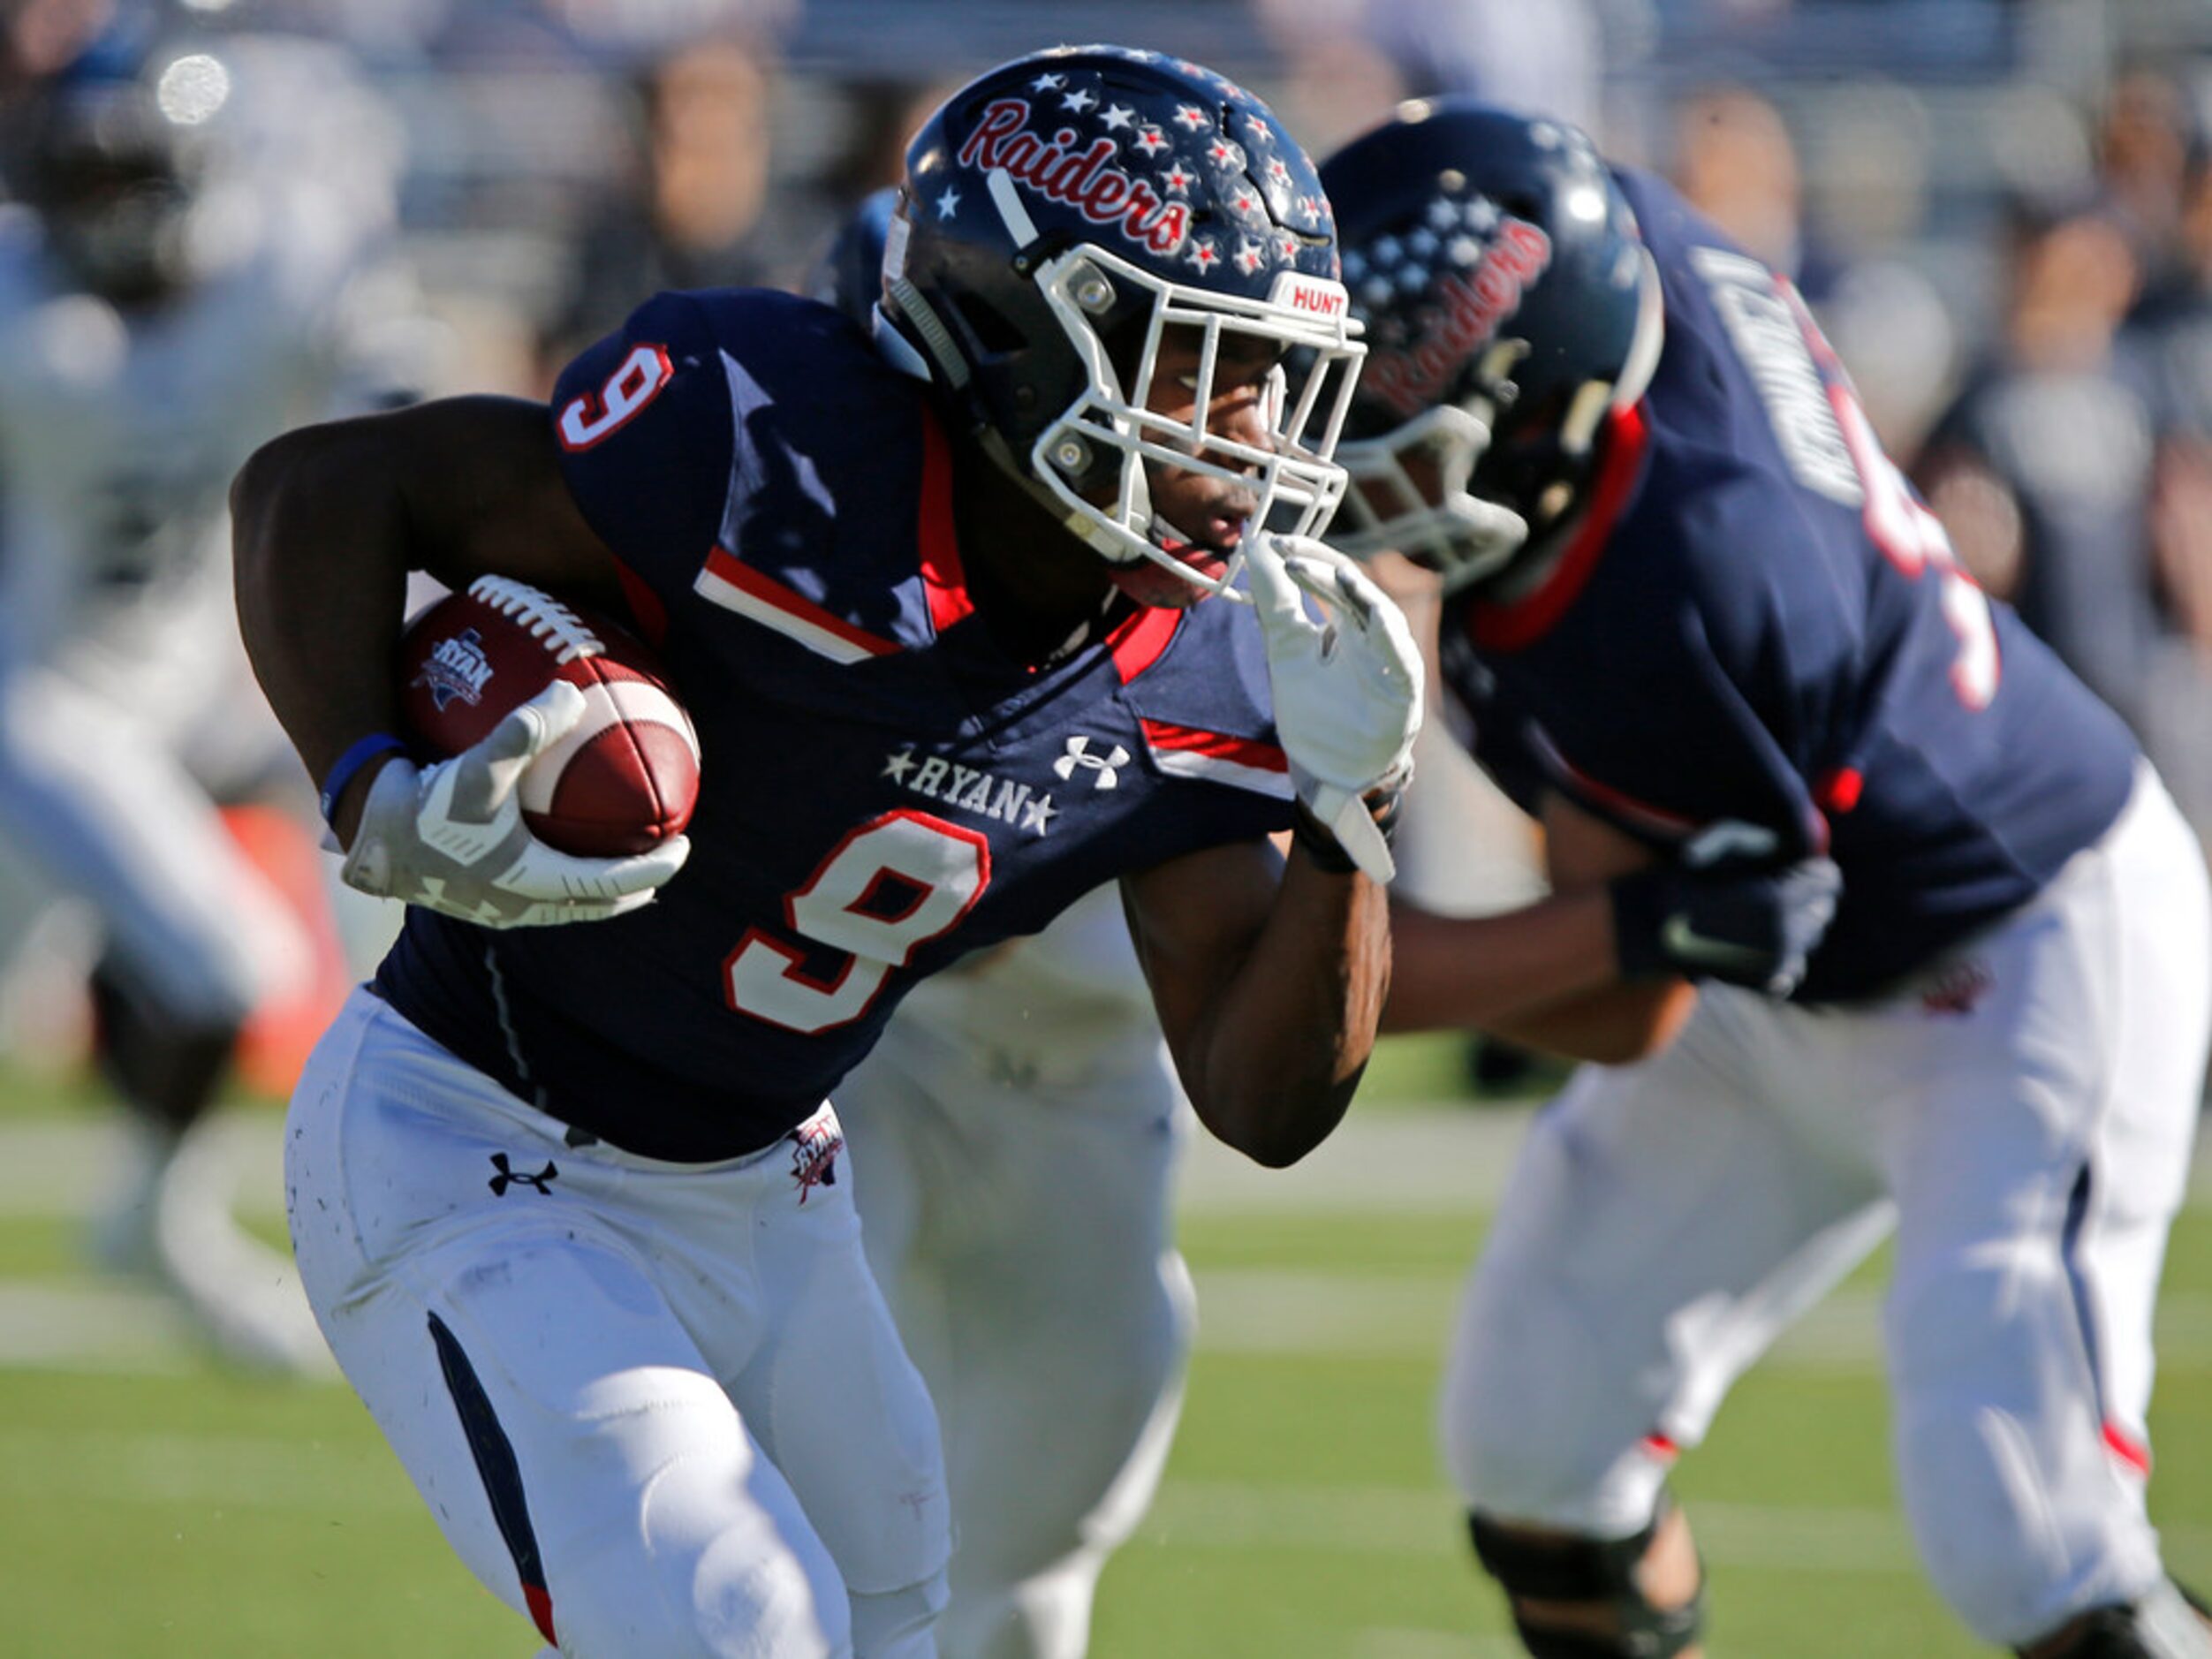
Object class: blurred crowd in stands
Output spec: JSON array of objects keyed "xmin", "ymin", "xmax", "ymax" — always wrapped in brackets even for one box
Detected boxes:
[{"xmin": 7, "ymin": 0, "xmax": 2212, "ymax": 858}]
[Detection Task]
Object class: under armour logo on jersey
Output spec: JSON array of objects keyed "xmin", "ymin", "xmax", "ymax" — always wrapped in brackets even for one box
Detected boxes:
[
  {"xmin": 488, "ymin": 1153, "xmax": 558, "ymax": 1196},
  {"xmin": 1054, "ymin": 735, "xmax": 1131, "ymax": 789}
]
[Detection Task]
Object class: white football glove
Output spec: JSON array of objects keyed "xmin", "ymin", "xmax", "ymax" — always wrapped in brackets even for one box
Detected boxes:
[
  {"xmin": 341, "ymin": 681, "xmax": 691, "ymax": 928},
  {"xmin": 1245, "ymin": 531, "xmax": 1425, "ymax": 883}
]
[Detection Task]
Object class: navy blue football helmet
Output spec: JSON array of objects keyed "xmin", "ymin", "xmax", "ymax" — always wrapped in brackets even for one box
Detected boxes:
[
  {"xmin": 1319, "ymin": 99, "xmax": 1663, "ymax": 592},
  {"xmin": 10, "ymin": 37, "xmax": 215, "ymax": 307},
  {"xmin": 883, "ymin": 45, "xmax": 1365, "ymax": 595},
  {"xmin": 809, "ymin": 186, "xmax": 898, "ymax": 325}
]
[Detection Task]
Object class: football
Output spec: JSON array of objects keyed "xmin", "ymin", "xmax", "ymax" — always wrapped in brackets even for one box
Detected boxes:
[{"xmin": 395, "ymin": 575, "xmax": 701, "ymax": 857}]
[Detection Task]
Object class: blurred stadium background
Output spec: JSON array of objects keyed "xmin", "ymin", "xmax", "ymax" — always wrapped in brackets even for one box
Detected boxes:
[{"xmin": 3, "ymin": 0, "xmax": 2212, "ymax": 1653}]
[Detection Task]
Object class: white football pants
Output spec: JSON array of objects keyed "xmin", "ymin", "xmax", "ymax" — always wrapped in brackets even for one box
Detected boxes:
[
  {"xmin": 835, "ymin": 884, "xmax": 1193, "ymax": 1659},
  {"xmin": 1443, "ymin": 761, "xmax": 2211, "ymax": 1648},
  {"xmin": 0, "ymin": 651, "xmax": 304, "ymax": 1030},
  {"xmin": 288, "ymin": 989, "xmax": 951, "ymax": 1658}
]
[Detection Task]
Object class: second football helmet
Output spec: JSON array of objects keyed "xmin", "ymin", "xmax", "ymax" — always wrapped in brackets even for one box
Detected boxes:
[
  {"xmin": 883, "ymin": 45, "xmax": 1365, "ymax": 595},
  {"xmin": 1320, "ymin": 99, "xmax": 1663, "ymax": 592},
  {"xmin": 9, "ymin": 40, "xmax": 214, "ymax": 307}
]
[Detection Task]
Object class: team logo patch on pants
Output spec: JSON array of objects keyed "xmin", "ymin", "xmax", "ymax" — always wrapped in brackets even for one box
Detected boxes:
[{"xmin": 789, "ymin": 1110, "xmax": 843, "ymax": 1204}]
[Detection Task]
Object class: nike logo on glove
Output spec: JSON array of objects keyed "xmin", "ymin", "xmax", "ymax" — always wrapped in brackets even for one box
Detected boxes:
[{"xmin": 1659, "ymin": 914, "xmax": 1777, "ymax": 973}]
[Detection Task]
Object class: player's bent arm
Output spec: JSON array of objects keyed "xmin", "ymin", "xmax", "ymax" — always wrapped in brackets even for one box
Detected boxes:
[
  {"xmin": 1381, "ymin": 792, "xmax": 1697, "ymax": 1062},
  {"xmin": 1122, "ymin": 837, "xmax": 1388, "ymax": 1169},
  {"xmin": 1381, "ymin": 898, "xmax": 1689, "ymax": 1061},
  {"xmin": 231, "ymin": 396, "xmax": 625, "ymax": 845}
]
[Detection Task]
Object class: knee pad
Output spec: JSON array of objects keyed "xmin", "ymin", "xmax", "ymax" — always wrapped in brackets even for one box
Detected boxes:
[
  {"xmin": 88, "ymin": 964, "xmax": 239, "ymax": 1131},
  {"xmin": 2014, "ymin": 1581, "xmax": 2212, "ymax": 1659},
  {"xmin": 1468, "ymin": 1497, "xmax": 1704, "ymax": 1659}
]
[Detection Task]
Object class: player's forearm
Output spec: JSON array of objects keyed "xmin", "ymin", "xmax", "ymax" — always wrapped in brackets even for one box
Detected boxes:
[
  {"xmin": 1184, "ymin": 855, "xmax": 1390, "ymax": 1168},
  {"xmin": 231, "ymin": 415, "xmax": 416, "ymax": 837},
  {"xmin": 1378, "ymin": 894, "xmax": 1622, "ymax": 1034},
  {"xmin": 1475, "ymin": 978, "xmax": 1698, "ymax": 1064}
]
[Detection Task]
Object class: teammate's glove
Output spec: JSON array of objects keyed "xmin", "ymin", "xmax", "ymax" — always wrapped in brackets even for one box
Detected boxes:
[
  {"xmin": 340, "ymin": 682, "xmax": 690, "ymax": 928},
  {"xmin": 1610, "ymin": 822, "xmax": 1842, "ymax": 997},
  {"xmin": 1245, "ymin": 532, "xmax": 1424, "ymax": 883}
]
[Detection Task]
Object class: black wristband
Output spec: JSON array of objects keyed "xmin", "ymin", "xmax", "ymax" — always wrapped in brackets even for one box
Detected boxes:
[
  {"xmin": 1607, "ymin": 865, "xmax": 1678, "ymax": 980},
  {"xmin": 1292, "ymin": 805, "xmax": 1362, "ymax": 874},
  {"xmin": 1290, "ymin": 778, "xmax": 1408, "ymax": 876}
]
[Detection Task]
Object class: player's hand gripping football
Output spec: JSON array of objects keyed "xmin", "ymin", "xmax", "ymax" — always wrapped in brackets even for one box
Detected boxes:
[
  {"xmin": 1246, "ymin": 532, "xmax": 1424, "ymax": 883},
  {"xmin": 341, "ymin": 682, "xmax": 692, "ymax": 928},
  {"xmin": 1610, "ymin": 822, "xmax": 1843, "ymax": 997}
]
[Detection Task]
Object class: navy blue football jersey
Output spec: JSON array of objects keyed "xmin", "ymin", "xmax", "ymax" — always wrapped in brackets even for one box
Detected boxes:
[
  {"xmin": 376, "ymin": 289, "xmax": 1295, "ymax": 1159},
  {"xmin": 1440, "ymin": 171, "xmax": 2138, "ymax": 1002}
]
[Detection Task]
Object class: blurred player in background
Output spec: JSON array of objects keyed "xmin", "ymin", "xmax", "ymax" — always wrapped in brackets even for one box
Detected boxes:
[
  {"xmin": 1323, "ymin": 99, "xmax": 2212, "ymax": 1659},
  {"xmin": 0, "ymin": 27, "xmax": 425, "ymax": 1371},
  {"xmin": 814, "ymin": 188, "xmax": 1196, "ymax": 1659}
]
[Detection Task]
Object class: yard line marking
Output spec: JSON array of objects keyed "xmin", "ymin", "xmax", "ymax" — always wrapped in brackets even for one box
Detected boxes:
[
  {"xmin": 0, "ymin": 1426, "xmax": 416, "ymax": 1511},
  {"xmin": 0, "ymin": 1283, "xmax": 199, "ymax": 1375},
  {"xmin": 0, "ymin": 1420, "xmax": 2205, "ymax": 1585},
  {"xmin": 1, "ymin": 1107, "xmax": 2208, "ymax": 1221},
  {"xmin": 0, "ymin": 1269, "xmax": 2208, "ymax": 1377},
  {"xmin": 1141, "ymin": 1481, "xmax": 2212, "ymax": 1575},
  {"xmin": 1184, "ymin": 1269, "xmax": 2212, "ymax": 1373}
]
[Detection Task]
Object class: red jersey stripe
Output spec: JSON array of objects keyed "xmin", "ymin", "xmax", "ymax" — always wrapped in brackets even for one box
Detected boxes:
[{"xmin": 699, "ymin": 546, "xmax": 900, "ymax": 660}]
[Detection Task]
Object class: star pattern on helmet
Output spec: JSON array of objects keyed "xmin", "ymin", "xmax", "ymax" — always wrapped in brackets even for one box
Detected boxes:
[
  {"xmin": 1344, "ymin": 186, "xmax": 1528, "ymax": 319},
  {"xmin": 941, "ymin": 55, "xmax": 1337, "ymax": 285}
]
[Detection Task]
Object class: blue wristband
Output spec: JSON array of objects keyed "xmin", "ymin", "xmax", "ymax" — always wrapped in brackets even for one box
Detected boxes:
[{"xmin": 319, "ymin": 732, "xmax": 408, "ymax": 827}]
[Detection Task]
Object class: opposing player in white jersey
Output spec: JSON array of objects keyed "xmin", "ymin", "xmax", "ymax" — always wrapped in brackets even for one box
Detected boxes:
[
  {"xmin": 0, "ymin": 34, "xmax": 421, "ymax": 1370},
  {"xmin": 805, "ymin": 188, "xmax": 1196, "ymax": 1659}
]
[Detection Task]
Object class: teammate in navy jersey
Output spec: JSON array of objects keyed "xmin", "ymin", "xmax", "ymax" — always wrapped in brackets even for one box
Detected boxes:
[
  {"xmin": 224, "ymin": 48, "xmax": 1789, "ymax": 1659},
  {"xmin": 1320, "ymin": 100, "xmax": 2212, "ymax": 1659}
]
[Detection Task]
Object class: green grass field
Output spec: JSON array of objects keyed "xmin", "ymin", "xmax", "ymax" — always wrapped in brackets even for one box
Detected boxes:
[{"xmin": 2, "ymin": 1043, "xmax": 2207, "ymax": 1657}]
